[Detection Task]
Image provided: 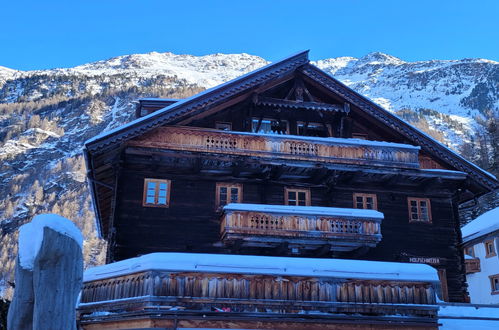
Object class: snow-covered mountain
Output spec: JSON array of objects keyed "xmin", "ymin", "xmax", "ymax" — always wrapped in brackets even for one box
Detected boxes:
[{"xmin": 0, "ymin": 51, "xmax": 497, "ymax": 298}]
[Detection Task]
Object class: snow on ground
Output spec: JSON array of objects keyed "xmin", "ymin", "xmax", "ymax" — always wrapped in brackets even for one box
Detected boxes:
[
  {"xmin": 461, "ymin": 207, "xmax": 499, "ymax": 243},
  {"xmin": 439, "ymin": 304, "xmax": 499, "ymax": 329},
  {"xmin": 18, "ymin": 214, "xmax": 83, "ymax": 269}
]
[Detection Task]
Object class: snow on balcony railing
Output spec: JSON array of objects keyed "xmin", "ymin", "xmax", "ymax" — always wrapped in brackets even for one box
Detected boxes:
[
  {"xmin": 220, "ymin": 204, "xmax": 383, "ymax": 252},
  {"xmin": 128, "ymin": 126, "xmax": 420, "ymax": 168}
]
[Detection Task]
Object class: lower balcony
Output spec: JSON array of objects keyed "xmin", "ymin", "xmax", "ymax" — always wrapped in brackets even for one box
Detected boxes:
[
  {"xmin": 465, "ymin": 257, "xmax": 481, "ymax": 274},
  {"xmin": 77, "ymin": 253, "xmax": 439, "ymax": 330},
  {"xmin": 220, "ymin": 204, "xmax": 383, "ymax": 252}
]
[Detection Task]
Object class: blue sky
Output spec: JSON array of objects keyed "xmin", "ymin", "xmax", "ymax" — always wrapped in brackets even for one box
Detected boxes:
[{"xmin": 1, "ymin": 0, "xmax": 498, "ymax": 70}]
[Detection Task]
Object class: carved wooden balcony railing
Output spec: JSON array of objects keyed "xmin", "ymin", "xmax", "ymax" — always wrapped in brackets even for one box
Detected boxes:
[
  {"xmin": 129, "ymin": 126, "xmax": 420, "ymax": 169},
  {"xmin": 465, "ymin": 258, "xmax": 481, "ymax": 274},
  {"xmin": 220, "ymin": 204, "xmax": 383, "ymax": 252},
  {"xmin": 78, "ymin": 253, "xmax": 439, "ymax": 329}
]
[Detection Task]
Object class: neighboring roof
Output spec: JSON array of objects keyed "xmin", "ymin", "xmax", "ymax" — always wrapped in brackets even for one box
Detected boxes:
[
  {"xmin": 462, "ymin": 207, "xmax": 499, "ymax": 244},
  {"xmin": 223, "ymin": 203, "xmax": 384, "ymax": 219},
  {"xmin": 83, "ymin": 252, "xmax": 439, "ymax": 283}
]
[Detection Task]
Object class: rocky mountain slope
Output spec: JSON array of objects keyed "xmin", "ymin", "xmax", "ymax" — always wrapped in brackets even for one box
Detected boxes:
[{"xmin": 0, "ymin": 51, "xmax": 497, "ymax": 298}]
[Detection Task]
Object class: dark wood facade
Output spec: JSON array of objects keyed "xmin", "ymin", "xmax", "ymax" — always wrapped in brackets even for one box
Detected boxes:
[{"xmin": 82, "ymin": 51, "xmax": 498, "ymax": 328}]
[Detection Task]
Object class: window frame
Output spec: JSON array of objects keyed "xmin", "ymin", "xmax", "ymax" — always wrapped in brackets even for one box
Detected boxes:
[
  {"xmin": 296, "ymin": 121, "xmax": 331, "ymax": 137},
  {"xmin": 464, "ymin": 245, "xmax": 475, "ymax": 258},
  {"xmin": 353, "ymin": 193, "xmax": 378, "ymax": 210},
  {"xmin": 489, "ymin": 274, "xmax": 499, "ymax": 295},
  {"xmin": 485, "ymin": 239, "xmax": 496, "ymax": 258},
  {"xmin": 216, "ymin": 183, "xmax": 243, "ymax": 209},
  {"xmin": 407, "ymin": 197, "xmax": 432, "ymax": 223},
  {"xmin": 251, "ymin": 117, "xmax": 289, "ymax": 134},
  {"xmin": 142, "ymin": 178, "xmax": 171, "ymax": 208},
  {"xmin": 215, "ymin": 121, "xmax": 232, "ymax": 131},
  {"xmin": 284, "ymin": 187, "xmax": 311, "ymax": 206}
]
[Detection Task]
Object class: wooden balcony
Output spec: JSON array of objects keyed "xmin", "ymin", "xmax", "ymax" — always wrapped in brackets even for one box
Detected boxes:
[
  {"xmin": 129, "ymin": 126, "xmax": 420, "ymax": 169},
  {"xmin": 220, "ymin": 204, "xmax": 383, "ymax": 252},
  {"xmin": 78, "ymin": 253, "xmax": 439, "ymax": 329},
  {"xmin": 465, "ymin": 258, "xmax": 481, "ymax": 274}
]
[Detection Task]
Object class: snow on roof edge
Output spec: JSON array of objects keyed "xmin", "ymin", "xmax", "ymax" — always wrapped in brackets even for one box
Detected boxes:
[
  {"xmin": 83, "ymin": 252, "xmax": 439, "ymax": 283},
  {"xmin": 462, "ymin": 207, "xmax": 499, "ymax": 243}
]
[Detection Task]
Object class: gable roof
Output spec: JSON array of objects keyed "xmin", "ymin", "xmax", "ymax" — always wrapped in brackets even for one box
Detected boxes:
[
  {"xmin": 85, "ymin": 50, "xmax": 497, "ymax": 189},
  {"xmin": 462, "ymin": 207, "xmax": 499, "ymax": 244}
]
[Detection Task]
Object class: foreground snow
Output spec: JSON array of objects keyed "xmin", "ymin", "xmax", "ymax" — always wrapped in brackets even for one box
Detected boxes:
[{"xmin": 439, "ymin": 303, "xmax": 499, "ymax": 329}]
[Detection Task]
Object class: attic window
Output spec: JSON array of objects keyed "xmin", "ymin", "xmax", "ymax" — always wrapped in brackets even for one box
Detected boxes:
[
  {"xmin": 143, "ymin": 179, "xmax": 171, "ymax": 207},
  {"xmin": 252, "ymin": 118, "xmax": 288, "ymax": 134},
  {"xmin": 297, "ymin": 122, "xmax": 330, "ymax": 137},
  {"xmin": 215, "ymin": 122, "xmax": 232, "ymax": 131},
  {"xmin": 407, "ymin": 198, "xmax": 432, "ymax": 223}
]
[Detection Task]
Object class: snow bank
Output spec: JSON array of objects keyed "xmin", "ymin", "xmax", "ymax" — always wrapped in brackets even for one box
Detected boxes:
[
  {"xmin": 461, "ymin": 207, "xmax": 499, "ymax": 243},
  {"xmin": 84, "ymin": 252, "xmax": 438, "ymax": 283},
  {"xmin": 223, "ymin": 203, "xmax": 384, "ymax": 219},
  {"xmin": 18, "ymin": 214, "xmax": 83, "ymax": 270}
]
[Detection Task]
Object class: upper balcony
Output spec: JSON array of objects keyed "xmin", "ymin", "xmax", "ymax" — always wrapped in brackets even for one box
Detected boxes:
[
  {"xmin": 220, "ymin": 204, "xmax": 383, "ymax": 253},
  {"xmin": 128, "ymin": 126, "xmax": 421, "ymax": 169},
  {"xmin": 465, "ymin": 257, "xmax": 481, "ymax": 274}
]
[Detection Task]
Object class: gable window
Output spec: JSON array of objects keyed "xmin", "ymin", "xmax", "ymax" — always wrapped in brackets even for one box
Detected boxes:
[
  {"xmin": 285, "ymin": 188, "xmax": 310, "ymax": 206},
  {"xmin": 464, "ymin": 246, "xmax": 475, "ymax": 258},
  {"xmin": 297, "ymin": 122, "xmax": 331, "ymax": 137},
  {"xmin": 252, "ymin": 118, "xmax": 288, "ymax": 134},
  {"xmin": 407, "ymin": 198, "xmax": 432, "ymax": 223},
  {"xmin": 215, "ymin": 122, "xmax": 232, "ymax": 131},
  {"xmin": 353, "ymin": 193, "xmax": 378, "ymax": 210},
  {"xmin": 143, "ymin": 179, "xmax": 171, "ymax": 207},
  {"xmin": 485, "ymin": 240, "xmax": 496, "ymax": 258},
  {"xmin": 216, "ymin": 183, "xmax": 242, "ymax": 208}
]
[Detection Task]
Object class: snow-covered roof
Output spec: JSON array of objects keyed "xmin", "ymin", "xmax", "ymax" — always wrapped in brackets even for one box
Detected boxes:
[
  {"xmin": 18, "ymin": 214, "xmax": 83, "ymax": 270},
  {"xmin": 223, "ymin": 203, "xmax": 384, "ymax": 219},
  {"xmin": 462, "ymin": 207, "xmax": 499, "ymax": 244},
  {"xmin": 83, "ymin": 252, "xmax": 439, "ymax": 283}
]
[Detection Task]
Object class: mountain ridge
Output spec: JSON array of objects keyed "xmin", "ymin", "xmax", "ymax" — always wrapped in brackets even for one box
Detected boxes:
[{"xmin": 0, "ymin": 50, "xmax": 497, "ymax": 299}]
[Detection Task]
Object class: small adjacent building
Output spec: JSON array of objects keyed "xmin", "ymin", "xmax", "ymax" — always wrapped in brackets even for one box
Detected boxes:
[
  {"xmin": 462, "ymin": 207, "xmax": 499, "ymax": 304},
  {"xmin": 79, "ymin": 51, "xmax": 498, "ymax": 329}
]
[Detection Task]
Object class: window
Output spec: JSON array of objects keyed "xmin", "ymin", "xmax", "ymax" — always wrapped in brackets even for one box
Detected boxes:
[
  {"xmin": 216, "ymin": 183, "xmax": 242, "ymax": 208},
  {"xmin": 485, "ymin": 240, "xmax": 496, "ymax": 258},
  {"xmin": 464, "ymin": 246, "xmax": 475, "ymax": 258},
  {"xmin": 215, "ymin": 122, "xmax": 232, "ymax": 131},
  {"xmin": 297, "ymin": 122, "xmax": 331, "ymax": 137},
  {"xmin": 252, "ymin": 118, "xmax": 288, "ymax": 134},
  {"xmin": 437, "ymin": 269, "xmax": 449, "ymax": 302},
  {"xmin": 285, "ymin": 188, "xmax": 310, "ymax": 206},
  {"xmin": 353, "ymin": 193, "xmax": 378, "ymax": 210},
  {"xmin": 490, "ymin": 274, "xmax": 499, "ymax": 294},
  {"xmin": 143, "ymin": 179, "xmax": 171, "ymax": 207},
  {"xmin": 407, "ymin": 198, "xmax": 432, "ymax": 223}
]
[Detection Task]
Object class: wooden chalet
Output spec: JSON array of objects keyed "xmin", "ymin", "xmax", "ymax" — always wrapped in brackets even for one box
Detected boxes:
[{"xmin": 80, "ymin": 51, "xmax": 498, "ymax": 329}]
